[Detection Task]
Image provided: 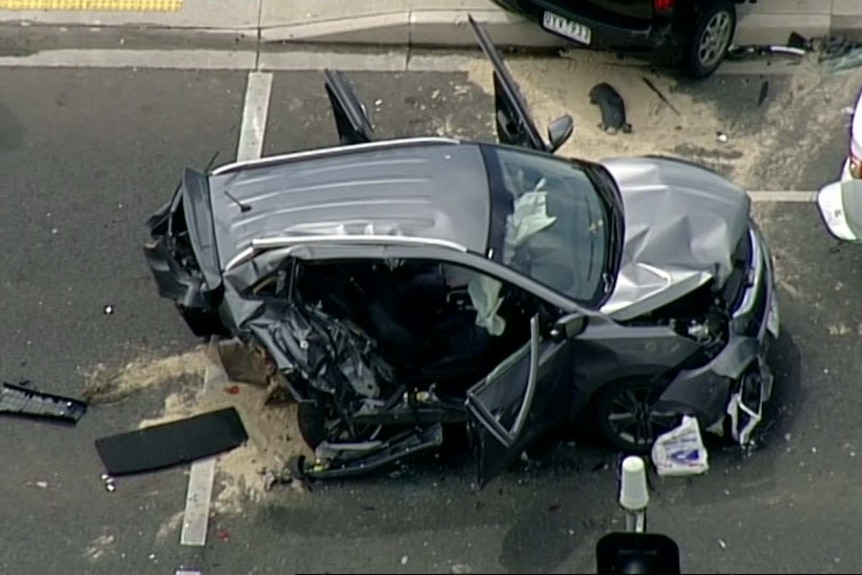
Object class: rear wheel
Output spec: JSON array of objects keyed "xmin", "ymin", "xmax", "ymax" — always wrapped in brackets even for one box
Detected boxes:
[
  {"xmin": 682, "ymin": 0, "xmax": 736, "ymax": 79},
  {"xmin": 593, "ymin": 378, "xmax": 682, "ymax": 455}
]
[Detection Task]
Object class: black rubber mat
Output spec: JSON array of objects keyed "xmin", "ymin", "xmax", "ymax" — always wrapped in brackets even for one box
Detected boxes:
[{"xmin": 95, "ymin": 407, "xmax": 248, "ymax": 476}]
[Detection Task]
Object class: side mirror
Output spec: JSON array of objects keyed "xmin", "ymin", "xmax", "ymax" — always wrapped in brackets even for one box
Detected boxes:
[
  {"xmin": 547, "ymin": 114, "xmax": 574, "ymax": 153},
  {"xmin": 816, "ymin": 180, "xmax": 862, "ymax": 242},
  {"xmin": 550, "ymin": 313, "xmax": 587, "ymax": 342}
]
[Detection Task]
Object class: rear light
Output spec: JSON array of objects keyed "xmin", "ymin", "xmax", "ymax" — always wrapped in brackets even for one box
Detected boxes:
[
  {"xmin": 850, "ymin": 153, "xmax": 862, "ymax": 179},
  {"xmin": 654, "ymin": 0, "xmax": 675, "ymax": 11}
]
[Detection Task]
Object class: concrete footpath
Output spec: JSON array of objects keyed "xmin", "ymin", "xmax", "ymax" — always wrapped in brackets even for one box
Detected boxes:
[{"xmin": 0, "ymin": 0, "xmax": 860, "ymax": 52}]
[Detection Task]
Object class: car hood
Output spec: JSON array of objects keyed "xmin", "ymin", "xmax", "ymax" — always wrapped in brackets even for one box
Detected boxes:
[{"xmin": 597, "ymin": 156, "xmax": 751, "ymax": 321}]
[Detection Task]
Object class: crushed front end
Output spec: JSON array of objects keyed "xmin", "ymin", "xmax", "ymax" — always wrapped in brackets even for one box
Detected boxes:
[{"xmin": 655, "ymin": 222, "xmax": 779, "ymax": 447}]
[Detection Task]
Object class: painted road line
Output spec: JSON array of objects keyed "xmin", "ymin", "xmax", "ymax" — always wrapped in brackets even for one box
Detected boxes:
[
  {"xmin": 0, "ymin": 0, "xmax": 183, "ymax": 10},
  {"xmin": 236, "ymin": 71, "xmax": 274, "ymax": 162},
  {"xmin": 0, "ymin": 50, "xmax": 257, "ymax": 70},
  {"xmin": 749, "ymin": 191, "xmax": 818, "ymax": 202},
  {"xmin": 176, "ymin": 570, "xmax": 202, "ymax": 575},
  {"xmin": 179, "ymin": 456, "xmax": 216, "ymax": 546}
]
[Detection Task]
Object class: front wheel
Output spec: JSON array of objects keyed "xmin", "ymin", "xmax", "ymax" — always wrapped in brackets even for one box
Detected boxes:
[
  {"xmin": 593, "ymin": 378, "xmax": 682, "ymax": 455},
  {"xmin": 682, "ymin": 0, "xmax": 737, "ymax": 79}
]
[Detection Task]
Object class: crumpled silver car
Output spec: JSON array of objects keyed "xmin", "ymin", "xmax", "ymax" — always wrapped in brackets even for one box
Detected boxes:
[{"xmin": 143, "ymin": 17, "xmax": 780, "ymax": 486}]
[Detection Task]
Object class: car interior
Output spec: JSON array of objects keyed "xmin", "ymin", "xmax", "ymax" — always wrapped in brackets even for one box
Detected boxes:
[{"xmin": 292, "ymin": 258, "xmax": 540, "ymax": 397}]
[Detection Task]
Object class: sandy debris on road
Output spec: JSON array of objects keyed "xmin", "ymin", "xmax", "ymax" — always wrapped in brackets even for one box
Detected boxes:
[{"xmin": 133, "ymin": 354, "xmax": 313, "ymax": 513}]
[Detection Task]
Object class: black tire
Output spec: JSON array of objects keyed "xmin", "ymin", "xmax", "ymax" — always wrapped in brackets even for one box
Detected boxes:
[
  {"xmin": 297, "ymin": 399, "xmax": 328, "ymax": 449},
  {"xmin": 682, "ymin": 0, "xmax": 736, "ymax": 79},
  {"xmin": 593, "ymin": 378, "xmax": 683, "ymax": 455},
  {"xmin": 178, "ymin": 305, "xmax": 230, "ymax": 338}
]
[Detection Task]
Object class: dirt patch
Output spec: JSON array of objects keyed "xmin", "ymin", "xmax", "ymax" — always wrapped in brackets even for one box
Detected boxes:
[
  {"xmin": 81, "ymin": 346, "xmax": 210, "ymax": 404},
  {"xmin": 138, "ymin": 368, "xmax": 313, "ymax": 514}
]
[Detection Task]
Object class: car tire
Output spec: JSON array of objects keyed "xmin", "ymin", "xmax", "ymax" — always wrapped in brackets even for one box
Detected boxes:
[
  {"xmin": 682, "ymin": 0, "xmax": 736, "ymax": 79},
  {"xmin": 177, "ymin": 305, "xmax": 229, "ymax": 338},
  {"xmin": 592, "ymin": 378, "xmax": 682, "ymax": 455}
]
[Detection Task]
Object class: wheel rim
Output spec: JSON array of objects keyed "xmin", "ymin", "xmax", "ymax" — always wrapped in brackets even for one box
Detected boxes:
[
  {"xmin": 606, "ymin": 386, "xmax": 680, "ymax": 449},
  {"xmin": 697, "ymin": 11, "xmax": 732, "ymax": 69}
]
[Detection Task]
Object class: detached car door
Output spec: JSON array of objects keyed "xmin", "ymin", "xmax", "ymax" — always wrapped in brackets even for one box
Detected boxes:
[
  {"xmin": 323, "ymin": 69, "xmax": 375, "ymax": 145},
  {"xmin": 468, "ymin": 15, "xmax": 551, "ymax": 152},
  {"xmin": 465, "ymin": 314, "xmax": 577, "ymax": 487}
]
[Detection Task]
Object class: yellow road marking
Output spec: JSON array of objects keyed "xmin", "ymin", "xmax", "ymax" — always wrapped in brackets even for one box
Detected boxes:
[{"xmin": 0, "ymin": 0, "xmax": 183, "ymax": 11}]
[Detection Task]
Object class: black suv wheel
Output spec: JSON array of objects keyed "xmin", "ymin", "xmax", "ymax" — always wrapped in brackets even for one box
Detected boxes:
[{"xmin": 683, "ymin": 0, "xmax": 737, "ymax": 79}]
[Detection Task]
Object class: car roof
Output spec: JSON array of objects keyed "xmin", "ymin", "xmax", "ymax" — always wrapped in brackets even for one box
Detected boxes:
[{"xmin": 207, "ymin": 138, "xmax": 493, "ymax": 268}]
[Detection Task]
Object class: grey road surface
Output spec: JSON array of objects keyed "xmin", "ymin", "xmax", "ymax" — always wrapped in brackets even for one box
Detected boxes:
[{"xmin": 0, "ymin": 63, "xmax": 859, "ymax": 575}]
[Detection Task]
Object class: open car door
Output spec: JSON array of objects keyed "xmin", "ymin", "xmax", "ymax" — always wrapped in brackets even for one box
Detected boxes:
[
  {"xmin": 465, "ymin": 314, "xmax": 577, "ymax": 487},
  {"xmin": 323, "ymin": 69, "xmax": 375, "ymax": 146},
  {"xmin": 467, "ymin": 15, "xmax": 573, "ymax": 153}
]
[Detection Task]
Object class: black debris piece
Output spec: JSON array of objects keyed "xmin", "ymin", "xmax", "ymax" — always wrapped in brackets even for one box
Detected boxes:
[
  {"xmin": 0, "ymin": 381, "xmax": 88, "ymax": 424},
  {"xmin": 758, "ymin": 80, "xmax": 769, "ymax": 107},
  {"xmin": 589, "ymin": 82, "xmax": 633, "ymax": 134},
  {"xmin": 95, "ymin": 407, "xmax": 248, "ymax": 476},
  {"xmin": 787, "ymin": 32, "xmax": 810, "ymax": 51},
  {"xmin": 641, "ymin": 77, "xmax": 680, "ymax": 116}
]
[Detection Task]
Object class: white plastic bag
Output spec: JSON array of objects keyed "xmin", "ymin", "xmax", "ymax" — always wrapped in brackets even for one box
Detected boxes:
[{"xmin": 651, "ymin": 416, "xmax": 709, "ymax": 477}]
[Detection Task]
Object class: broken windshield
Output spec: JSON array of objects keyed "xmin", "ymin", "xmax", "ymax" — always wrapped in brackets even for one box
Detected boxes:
[{"xmin": 482, "ymin": 145, "xmax": 610, "ymax": 307}]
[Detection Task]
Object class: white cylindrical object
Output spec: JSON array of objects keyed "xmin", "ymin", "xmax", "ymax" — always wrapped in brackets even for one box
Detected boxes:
[{"xmin": 619, "ymin": 456, "xmax": 649, "ymax": 512}]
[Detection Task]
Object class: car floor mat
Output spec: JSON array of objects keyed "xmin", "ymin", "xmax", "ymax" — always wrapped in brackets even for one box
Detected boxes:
[{"xmin": 95, "ymin": 407, "xmax": 248, "ymax": 476}]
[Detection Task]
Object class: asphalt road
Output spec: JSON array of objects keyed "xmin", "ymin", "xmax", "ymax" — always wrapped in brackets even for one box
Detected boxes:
[{"xmin": 0, "ymin": 60, "xmax": 861, "ymax": 575}]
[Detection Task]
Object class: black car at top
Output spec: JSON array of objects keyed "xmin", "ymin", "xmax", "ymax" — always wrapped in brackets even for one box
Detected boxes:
[{"xmin": 492, "ymin": 0, "xmax": 751, "ymax": 78}]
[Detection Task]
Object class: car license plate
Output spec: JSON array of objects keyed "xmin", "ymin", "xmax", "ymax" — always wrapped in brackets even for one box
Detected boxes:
[
  {"xmin": 542, "ymin": 11, "xmax": 591, "ymax": 46},
  {"xmin": 767, "ymin": 296, "xmax": 779, "ymax": 338}
]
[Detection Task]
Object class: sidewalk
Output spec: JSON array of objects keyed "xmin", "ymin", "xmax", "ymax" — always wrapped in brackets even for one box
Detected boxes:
[{"xmin": 0, "ymin": 0, "xmax": 860, "ymax": 49}]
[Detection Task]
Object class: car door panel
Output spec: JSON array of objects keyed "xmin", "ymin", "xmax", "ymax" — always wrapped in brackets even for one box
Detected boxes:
[
  {"xmin": 323, "ymin": 69, "xmax": 375, "ymax": 146},
  {"xmin": 466, "ymin": 314, "xmax": 577, "ymax": 486},
  {"xmin": 468, "ymin": 16, "xmax": 550, "ymax": 152}
]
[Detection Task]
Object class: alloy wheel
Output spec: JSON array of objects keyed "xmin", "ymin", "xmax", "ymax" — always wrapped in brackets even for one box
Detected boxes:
[
  {"xmin": 606, "ymin": 385, "xmax": 681, "ymax": 450},
  {"xmin": 697, "ymin": 11, "xmax": 733, "ymax": 70}
]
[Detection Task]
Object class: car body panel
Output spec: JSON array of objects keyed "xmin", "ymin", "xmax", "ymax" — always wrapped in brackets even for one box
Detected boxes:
[
  {"xmin": 466, "ymin": 315, "xmax": 576, "ymax": 486},
  {"xmin": 598, "ymin": 155, "xmax": 752, "ymax": 320},
  {"xmin": 206, "ymin": 141, "xmax": 493, "ymax": 270},
  {"xmin": 324, "ymin": 69, "xmax": 375, "ymax": 146}
]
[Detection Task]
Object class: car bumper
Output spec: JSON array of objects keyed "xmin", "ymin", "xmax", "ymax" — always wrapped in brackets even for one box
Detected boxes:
[
  {"xmin": 143, "ymin": 190, "xmax": 210, "ymax": 310},
  {"xmin": 656, "ymin": 224, "xmax": 778, "ymax": 446},
  {"xmin": 490, "ymin": 0, "xmax": 668, "ymax": 51}
]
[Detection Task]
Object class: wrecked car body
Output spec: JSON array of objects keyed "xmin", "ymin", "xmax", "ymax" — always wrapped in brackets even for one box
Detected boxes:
[{"xmin": 143, "ymin": 17, "xmax": 779, "ymax": 486}]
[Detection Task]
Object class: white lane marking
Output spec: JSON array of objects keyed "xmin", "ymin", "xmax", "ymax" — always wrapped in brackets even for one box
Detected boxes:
[
  {"xmin": 748, "ymin": 190, "xmax": 817, "ymax": 202},
  {"xmin": 0, "ymin": 47, "xmax": 806, "ymax": 76},
  {"xmin": 179, "ymin": 456, "xmax": 216, "ymax": 547},
  {"xmin": 236, "ymin": 71, "xmax": 274, "ymax": 162},
  {"xmin": 176, "ymin": 571, "xmax": 202, "ymax": 575},
  {"xmin": 0, "ymin": 49, "xmax": 257, "ymax": 70}
]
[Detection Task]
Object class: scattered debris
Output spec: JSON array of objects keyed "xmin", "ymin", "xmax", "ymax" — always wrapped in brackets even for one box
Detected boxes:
[
  {"xmin": 452, "ymin": 564, "xmax": 473, "ymax": 574},
  {"xmin": 651, "ymin": 416, "xmax": 709, "ymax": 477},
  {"xmin": 641, "ymin": 76, "xmax": 679, "ymax": 116},
  {"xmin": 36, "ymin": 481, "xmax": 47, "ymax": 489},
  {"xmin": 217, "ymin": 531, "xmax": 230, "ymax": 542},
  {"xmin": 95, "ymin": 407, "xmax": 248, "ymax": 476},
  {"xmin": 548, "ymin": 503, "xmax": 562, "ymax": 512},
  {"xmin": 1, "ymin": 381, "xmax": 88, "ymax": 424},
  {"xmin": 589, "ymin": 82, "xmax": 632, "ymax": 134},
  {"xmin": 224, "ymin": 385, "xmax": 240, "ymax": 395},
  {"xmin": 103, "ymin": 305, "xmax": 114, "ymax": 315},
  {"xmin": 718, "ymin": 539, "xmax": 727, "ymax": 550},
  {"xmin": 717, "ymin": 132, "xmax": 728, "ymax": 143},
  {"xmin": 400, "ymin": 555, "xmax": 409, "ymax": 566},
  {"xmin": 757, "ymin": 80, "xmax": 769, "ymax": 107}
]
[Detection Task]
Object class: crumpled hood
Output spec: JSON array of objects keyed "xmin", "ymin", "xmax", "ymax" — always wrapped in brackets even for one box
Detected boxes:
[{"xmin": 598, "ymin": 156, "xmax": 751, "ymax": 321}]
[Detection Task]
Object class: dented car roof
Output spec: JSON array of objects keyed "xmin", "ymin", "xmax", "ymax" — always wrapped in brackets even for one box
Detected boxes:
[{"xmin": 207, "ymin": 139, "xmax": 493, "ymax": 268}]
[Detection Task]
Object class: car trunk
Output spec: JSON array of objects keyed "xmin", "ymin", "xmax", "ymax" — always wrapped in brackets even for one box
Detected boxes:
[{"xmin": 575, "ymin": 0, "xmax": 654, "ymax": 22}]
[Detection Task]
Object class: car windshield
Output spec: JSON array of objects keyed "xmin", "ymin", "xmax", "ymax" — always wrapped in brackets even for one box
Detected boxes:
[{"xmin": 483, "ymin": 145, "xmax": 610, "ymax": 306}]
